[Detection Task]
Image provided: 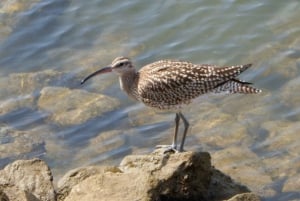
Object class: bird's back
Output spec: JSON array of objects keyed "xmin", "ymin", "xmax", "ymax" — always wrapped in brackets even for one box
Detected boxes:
[{"xmin": 132, "ymin": 60, "xmax": 260, "ymax": 110}]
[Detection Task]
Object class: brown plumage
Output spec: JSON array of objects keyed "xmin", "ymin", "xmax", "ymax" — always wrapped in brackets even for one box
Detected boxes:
[{"xmin": 81, "ymin": 56, "xmax": 261, "ymax": 152}]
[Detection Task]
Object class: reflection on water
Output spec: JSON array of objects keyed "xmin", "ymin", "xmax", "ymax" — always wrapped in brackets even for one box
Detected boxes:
[{"xmin": 0, "ymin": 0, "xmax": 300, "ymax": 200}]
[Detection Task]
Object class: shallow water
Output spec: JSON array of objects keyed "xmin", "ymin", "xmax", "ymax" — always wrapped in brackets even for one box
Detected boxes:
[{"xmin": 0, "ymin": 0, "xmax": 300, "ymax": 200}]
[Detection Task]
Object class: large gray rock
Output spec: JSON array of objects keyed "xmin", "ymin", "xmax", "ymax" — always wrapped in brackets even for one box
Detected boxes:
[
  {"xmin": 0, "ymin": 158, "xmax": 55, "ymax": 201},
  {"xmin": 0, "ymin": 151, "xmax": 261, "ymax": 201},
  {"xmin": 58, "ymin": 149, "xmax": 258, "ymax": 201}
]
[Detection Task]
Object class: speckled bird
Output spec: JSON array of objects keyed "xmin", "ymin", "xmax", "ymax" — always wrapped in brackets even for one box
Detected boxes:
[{"xmin": 81, "ymin": 57, "xmax": 261, "ymax": 152}]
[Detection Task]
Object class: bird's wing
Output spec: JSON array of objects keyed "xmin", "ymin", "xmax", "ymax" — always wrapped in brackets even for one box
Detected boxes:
[{"xmin": 136, "ymin": 60, "xmax": 253, "ymax": 109}]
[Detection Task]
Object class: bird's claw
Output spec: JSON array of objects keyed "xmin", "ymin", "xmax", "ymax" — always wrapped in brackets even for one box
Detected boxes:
[{"xmin": 155, "ymin": 144, "xmax": 180, "ymax": 153}]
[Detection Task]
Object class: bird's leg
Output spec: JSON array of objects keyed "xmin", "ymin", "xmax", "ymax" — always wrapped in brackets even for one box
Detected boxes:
[
  {"xmin": 178, "ymin": 112, "xmax": 189, "ymax": 152},
  {"xmin": 156, "ymin": 113, "xmax": 180, "ymax": 153},
  {"xmin": 172, "ymin": 113, "xmax": 180, "ymax": 149}
]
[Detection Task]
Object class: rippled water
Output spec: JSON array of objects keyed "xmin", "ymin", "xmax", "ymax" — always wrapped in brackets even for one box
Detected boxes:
[{"xmin": 1, "ymin": 0, "xmax": 300, "ymax": 200}]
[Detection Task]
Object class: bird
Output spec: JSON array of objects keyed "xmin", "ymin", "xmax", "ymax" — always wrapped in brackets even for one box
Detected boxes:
[{"xmin": 81, "ymin": 56, "xmax": 261, "ymax": 152}]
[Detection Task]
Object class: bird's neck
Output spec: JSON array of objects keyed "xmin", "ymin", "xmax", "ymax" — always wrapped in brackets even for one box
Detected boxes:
[{"xmin": 119, "ymin": 70, "xmax": 138, "ymax": 100}]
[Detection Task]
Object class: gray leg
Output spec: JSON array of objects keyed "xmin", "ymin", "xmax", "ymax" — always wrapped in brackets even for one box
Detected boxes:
[
  {"xmin": 171, "ymin": 113, "xmax": 180, "ymax": 149},
  {"xmin": 178, "ymin": 112, "xmax": 189, "ymax": 152},
  {"xmin": 156, "ymin": 113, "xmax": 181, "ymax": 153}
]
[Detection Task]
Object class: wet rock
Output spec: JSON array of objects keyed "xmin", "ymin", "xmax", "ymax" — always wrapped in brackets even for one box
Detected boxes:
[
  {"xmin": 212, "ymin": 146, "xmax": 275, "ymax": 197},
  {"xmin": 260, "ymin": 120, "xmax": 300, "ymax": 188},
  {"xmin": 0, "ymin": 95, "xmax": 34, "ymax": 115},
  {"xmin": 0, "ymin": 125, "xmax": 45, "ymax": 167},
  {"xmin": 0, "ymin": 158, "xmax": 55, "ymax": 201},
  {"xmin": 59, "ymin": 149, "xmax": 257, "ymax": 201},
  {"xmin": 282, "ymin": 174, "xmax": 300, "ymax": 193},
  {"xmin": 218, "ymin": 94, "xmax": 263, "ymax": 116},
  {"xmin": 227, "ymin": 192, "xmax": 261, "ymax": 201},
  {"xmin": 212, "ymin": 146, "xmax": 258, "ymax": 168},
  {"xmin": 0, "ymin": 0, "xmax": 40, "ymax": 42},
  {"xmin": 262, "ymin": 154, "xmax": 300, "ymax": 181},
  {"xmin": 192, "ymin": 106, "xmax": 252, "ymax": 148},
  {"xmin": 261, "ymin": 121, "xmax": 300, "ymax": 154},
  {"xmin": 128, "ymin": 105, "xmax": 172, "ymax": 127},
  {"xmin": 279, "ymin": 76, "xmax": 300, "ymax": 108},
  {"xmin": 0, "ymin": 0, "xmax": 39, "ymax": 14},
  {"xmin": 219, "ymin": 93, "xmax": 270, "ymax": 128},
  {"xmin": 5, "ymin": 69, "xmax": 64, "ymax": 96},
  {"xmin": 0, "ymin": 69, "xmax": 65, "ymax": 115},
  {"xmin": 37, "ymin": 86, "xmax": 120, "ymax": 126}
]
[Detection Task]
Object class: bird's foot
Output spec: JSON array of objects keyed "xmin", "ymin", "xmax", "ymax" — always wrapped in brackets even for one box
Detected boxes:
[{"xmin": 155, "ymin": 144, "xmax": 180, "ymax": 153}]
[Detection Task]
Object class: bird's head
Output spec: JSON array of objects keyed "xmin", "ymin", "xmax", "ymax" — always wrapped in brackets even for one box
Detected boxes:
[
  {"xmin": 81, "ymin": 56, "xmax": 134, "ymax": 84},
  {"xmin": 110, "ymin": 56, "xmax": 134, "ymax": 74}
]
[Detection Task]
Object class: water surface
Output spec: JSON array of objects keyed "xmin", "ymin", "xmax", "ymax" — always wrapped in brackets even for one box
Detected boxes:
[{"xmin": 0, "ymin": 1, "xmax": 300, "ymax": 200}]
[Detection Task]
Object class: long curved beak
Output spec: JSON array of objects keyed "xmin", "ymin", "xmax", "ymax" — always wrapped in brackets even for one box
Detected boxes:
[{"xmin": 81, "ymin": 67, "xmax": 112, "ymax": 84}]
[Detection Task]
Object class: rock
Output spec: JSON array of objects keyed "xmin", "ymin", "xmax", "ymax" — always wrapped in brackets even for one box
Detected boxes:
[
  {"xmin": 0, "ymin": 94, "xmax": 35, "ymax": 115},
  {"xmin": 59, "ymin": 149, "xmax": 255, "ymax": 201},
  {"xmin": 226, "ymin": 192, "xmax": 261, "ymax": 201},
  {"xmin": 0, "ymin": 0, "xmax": 39, "ymax": 14},
  {"xmin": 0, "ymin": 69, "xmax": 65, "ymax": 115},
  {"xmin": 282, "ymin": 174, "xmax": 300, "ymax": 193},
  {"xmin": 37, "ymin": 86, "xmax": 120, "ymax": 125},
  {"xmin": 57, "ymin": 166, "xmax": 120, "ymax": 201},
  {"xmin": 119, "ymin": 150, "xmax": 212, "ymax": 201},
  {"xmin": 208, "ymin": 169, "xmax": 250, "ymax": 200},
  {"xmin": 0, "ymin": 0, "xmax": 41, "ymax": 42},
  {"xmin": 0, "ymin": 150, "xmax": 260, "ymax": 201},
  {"xmin": 127, "ymin": 105, "xmax": 172, "ymax": 127},
  {"xmin": 0, "ymin": 158, "xmax": 55, "ymax": 201},
  {"xmin": 261, "ymin": 121, "xmax": 300, "ymax": 154},
  {"xmin": 260, "ymin": 121, "xmax": 300, "ymax": 180},
  {"xmin": 212, "ymin": 146, "xmax": 275, "ymax": 197},
  {"xmin": 212, "ymin": 146, "xmax": 258, "ymax": 168},
  {"xmin": 192, "ymin": 106, "xmax": 252, "ymax": 148},
  {"xmin": 279, "ymin": 76, "xmax": 300, "ymax": 108},
  {"xmin": 218, "ymin": 94, "xmax": 263, "ymax": 117},
  {"xmin": 0, "ymin": 70, "xmax": 64, "ymax": 98},
  {"xmin": 0, "ymin": 186, "xmax": 40, "ymax": 201},
  {"xmin": 0, "ymin": 125, "xmax": 45, "ymax": 168}
]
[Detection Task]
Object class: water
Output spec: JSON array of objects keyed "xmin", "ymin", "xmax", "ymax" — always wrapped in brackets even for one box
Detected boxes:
[{"xmin": 0, "ymin": 0, "xmax": 300, "ymax": 200}]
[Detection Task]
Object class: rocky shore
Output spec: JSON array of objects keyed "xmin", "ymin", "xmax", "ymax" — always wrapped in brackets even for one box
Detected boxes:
[{"xmin": 0, "ymin": 149, "xmax": 260, "ymax": 201}]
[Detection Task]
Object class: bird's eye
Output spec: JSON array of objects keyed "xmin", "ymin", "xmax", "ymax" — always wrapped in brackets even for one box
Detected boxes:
[{"xmin": 119, "ymin": 62, "xmax": 124, "ymax": 66}]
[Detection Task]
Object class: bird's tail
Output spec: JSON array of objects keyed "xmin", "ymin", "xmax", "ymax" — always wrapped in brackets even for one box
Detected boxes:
[{"xmin": 212, "ymin": 78, "xmax": 262, "ymax": 94}]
